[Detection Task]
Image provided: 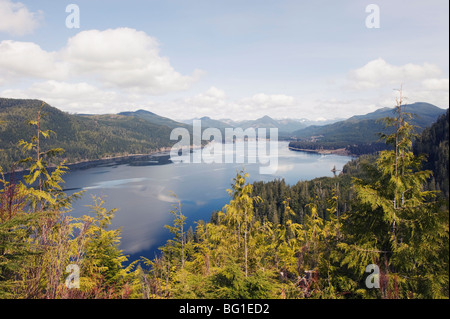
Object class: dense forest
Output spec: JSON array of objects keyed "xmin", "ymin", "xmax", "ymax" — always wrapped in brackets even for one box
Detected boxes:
[
  {"xmin": 0, "ymin": 98, "xmax": 176, "ymax": 170},
  {"xmin": 413, "ymin": 110, "xmax": 449, "ymax": 198},
  {"xmin": 289, "ymin": 103, "xmax": 446, "ymax": 156},
  {"xmin": 0, "ymin": 98, "xmax": 448, "ymax": 299},
  {"xmin": 289, "ymin": 140, "xmax": 391, "ymax": 156}
]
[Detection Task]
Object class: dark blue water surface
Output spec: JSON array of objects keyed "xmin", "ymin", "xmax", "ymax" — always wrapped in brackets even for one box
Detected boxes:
[{"xmin": 63, "ymin": 142, "xmax": 353, "ymax": 262}]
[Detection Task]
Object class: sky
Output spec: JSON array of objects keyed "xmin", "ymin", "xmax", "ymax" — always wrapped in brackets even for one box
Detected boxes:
[{"xmin": 0, "ymin": 0, "xmax": 448, "ymax": 121}]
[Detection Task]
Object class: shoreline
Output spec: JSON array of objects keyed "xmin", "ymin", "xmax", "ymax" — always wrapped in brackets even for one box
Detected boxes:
[
  {"xmin": 64, "ymin": 146, "xmax": 174, "ymax": 170},
  {"xmin": 2, "ymin": 144, "xmax": 203, "ymax": 178},
  {"xmin": 288, "ymin": 146, "xmax": 353, "ymax": 156},
  {"xmin": 65, "ymin": 143, "xmax": 209, "ymax": 170},
  {"xmin": 4, "ymin": 142, "xmax": 353, "ymax": 179}
]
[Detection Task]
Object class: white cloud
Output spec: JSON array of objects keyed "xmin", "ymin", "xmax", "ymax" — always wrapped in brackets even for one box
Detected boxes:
[
  {"xmin": 242, "ymin": 93, "xmax": 295, "ymax": 110},
  {"xmin": 422, "ymin": 78, "xmax": 449, "ymax": 91},
  {"xmin": 402, "ymin": 86, "xmax": 449, "ymax": 108},
  {"xmin": 0, "ymin": 0, "xmax": 42, "ymax": 36},
  {"xmin": 1, "ymin": 80, "xmax": 126, "ymax": 114},
  {"xmin": 204, "ymin": 86, "xmax": 226, "ymax": 99},
  {"xmin": 348, "ymin": 58, "xmax": 443, "ymax": 90},
  {"xmin": 183, "ymin": 86, "xmax": 227, "ymax": 110},
  {"xmin": 1, "ymin": 49, "xmax": 446, "ymax": 120},
  {"xmin": 62, "ymin": 28, "xmax": 203, "ymax": 94},
  {"xmin": 0, "ymin": 40, "xmax": 68, "ymax": 81},
  {"xmin": 342, "ymin": 58, "xmax": 449, "ymax": 111},
  {"xmin": 0, "ymin": 28, "xmax": 203, "ymax": 95},
  {"xmin": 159, "ymin": 88, "xmax": 299, "ymax": 120}
]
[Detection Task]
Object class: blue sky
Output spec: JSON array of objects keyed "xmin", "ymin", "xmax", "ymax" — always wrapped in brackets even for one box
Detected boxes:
[{"xmin": 0, "ymin": 0, "xmax": 448, "ymax": 120}]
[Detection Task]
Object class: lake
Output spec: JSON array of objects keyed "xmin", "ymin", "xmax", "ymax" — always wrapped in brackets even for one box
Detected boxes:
[{"xmin": 63, "ymin": 141, "xmax": 353, "ymax": 262}]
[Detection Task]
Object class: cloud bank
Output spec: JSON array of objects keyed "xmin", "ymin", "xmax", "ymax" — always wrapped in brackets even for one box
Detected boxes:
[
  {"xmin": 0, "ymin": 27, "xmax": 447, "ymax": 120},
  {"xmin": 0, "ymin": 28, "xmax": 203, "ymax": 95},
  {"xmin": 0, "ymin": 0, "xmax": 42, "ymax": 36}
]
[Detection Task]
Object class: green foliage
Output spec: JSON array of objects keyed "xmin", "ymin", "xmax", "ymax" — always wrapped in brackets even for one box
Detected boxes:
[
  {"xmin": 413, "ymin": 109, "xmax": 449, "ymax": 198},
  {"xmin": 160, "ymin": 196, "xmax": 187, "ymax": 274},
  {"xmin": 0, "ymin": 98, "xmax": 176, "ymax": 169},
  {"xmin": 206, "ymin": 265, "xmax": 278, "ymax": 299},
  {"xmin": 141, "ymin": 96, "xmax": 448, "ymax": 300},
  {"xmin": 75, "ymin": 196, "xmax": 133, "ymax": 298},
  {"xmin": 291, "ymin": 103, "xmax": 446, "ymax": 155},
  {"xmin": 0, "ymin": 106, "xmax": 134, "ymax": 298},
  {"xmin": 1, "ymin": 96, "xmax": 448, "ymax": 299},
  {"xmin": 342, "ymin": 97, "xmax": 449, "ymax": 299}
]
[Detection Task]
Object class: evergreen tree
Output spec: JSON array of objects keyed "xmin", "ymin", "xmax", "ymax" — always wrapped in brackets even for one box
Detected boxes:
[
  {"xmin": 341, "ymin": 90, "xmax": 449, "ymax": 298},
  {"xmin": 0, "ymin": 103, "xmax": 135, "ymax": 299},
  {"xmin": 222, "ymin": 170, "xmax": 260, "ymax": 277}
]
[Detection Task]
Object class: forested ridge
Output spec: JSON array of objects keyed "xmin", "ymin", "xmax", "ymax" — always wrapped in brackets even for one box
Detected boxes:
[
  {"xmin": 289, "ymin": 103, "xmax": 447, "ymax": 156},
  {"xmin": 413, "ymin": 110, "xmax": 449, "ymax": 198},
  {"xmin": 0, "ymin": 98, "xmax": 176, "ymax": 170},
  {"xmin": 0, "ymin": 98, "xmax": 448, "ymax": 299},
  {"xmin": 258, "ymin": 111, "xmax": 449, "ymax": 225}
]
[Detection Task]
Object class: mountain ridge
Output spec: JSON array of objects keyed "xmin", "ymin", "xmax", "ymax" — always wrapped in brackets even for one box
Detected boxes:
[
  {"xmin": 1, "ymin": 97, "xmax": 447, "ymax": 168},
  {"xmin": 0, "ymin": 98, "xmax": 176, "ymax": 169},
  {"xmin": 293, "ymin": 102, "xmax": 447, "ymax": 141},
  {"xmin": 118, "ymin": 109, "xmax": 190, "ymax": 130}
]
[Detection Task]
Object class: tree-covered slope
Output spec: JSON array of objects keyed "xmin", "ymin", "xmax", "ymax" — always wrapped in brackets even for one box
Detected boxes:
[
  {"xmin": 293, "ymin": 102, "xmax": 446, "ymax": 144},
  {"xmin": 0, "ymin": 98, "xmax": 175, "ymax": 169},
  {"xmin": 118, "ymin": 109, "xmax": 191, "ymax": 130},
  {"xmin": 290, "ymin": 103, "xmax": 447, "ymax": 155},
  {"xmin": 1, "ymin": 95, "xmax": 448, "ymax": 299},
  {"xmin": 413, "ymin": 109, "xmax": 449, "ymax": 198}
]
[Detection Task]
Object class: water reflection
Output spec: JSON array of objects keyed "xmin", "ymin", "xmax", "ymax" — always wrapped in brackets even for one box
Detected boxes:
[{"xmin": 63, "ymin": 142, "xmax": 353, "ymax": 261}]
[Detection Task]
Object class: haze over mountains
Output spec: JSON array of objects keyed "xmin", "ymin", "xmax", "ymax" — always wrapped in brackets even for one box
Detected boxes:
[
  {"xmin": 118, "ymin": 110, "xmax": 191, "ymax": 130},
  {"xmin": 121, "ymin": 102, "xmax": 446, "ymax": 140},
  {"xmin": 0, "ymin": 97, "xmax": 447, "ymax": 169},
  {"xmin": 179, "ymin": 116, "xmax": 343, "ymax": 135},
  {"xmin": 292, "ymin": 102, "xmax": 446, "ymax": 144}
]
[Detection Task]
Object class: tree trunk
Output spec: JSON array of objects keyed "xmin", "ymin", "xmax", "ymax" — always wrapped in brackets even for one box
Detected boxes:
[{"xmin": 244, "ymin": 206, "xmax": 248, "ymax": 277}]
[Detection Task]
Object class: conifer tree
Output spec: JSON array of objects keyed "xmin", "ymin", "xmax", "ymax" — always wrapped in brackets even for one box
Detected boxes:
[
  {"xmin": 0, "ymin": 103, "xmax": 84, "ymax": 298},
  {"xmin": 341, "ymin": 89, "xmax": 449, "ymax": 298},
  {"xmin": 223, "ymin": 170, "xmax": 260, "ymax": 277},
  {"xmin": 1, "ymin": 103, "xmax": 134, "ymax": 299},
  {"xmin": 160, "ymin": 196, "xmax": 187, "ymax": 271},
  {"xmin": 76, "ymin": 196, "xmax": 132, "ymax": 298}
]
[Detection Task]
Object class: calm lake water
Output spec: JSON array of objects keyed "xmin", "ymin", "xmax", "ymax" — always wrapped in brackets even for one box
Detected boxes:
[{"xmin": 63, "ymin": 141, "xmax": 353, "ymax": 262}]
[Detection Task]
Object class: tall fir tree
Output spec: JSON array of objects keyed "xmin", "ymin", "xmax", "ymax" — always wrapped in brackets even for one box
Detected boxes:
[{"xmin": 341, "ymin": 89, "xmax": 449, "ymax": 298}]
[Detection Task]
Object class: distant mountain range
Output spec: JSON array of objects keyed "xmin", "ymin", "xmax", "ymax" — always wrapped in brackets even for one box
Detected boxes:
[
  {"xmin": 0, "ymin": 97, "xmax": 447, "ymax": 169},
  {"xmin": 179, "ymin": 115, "xmax": 343, "ymax": 135},
  {"xmin": 347, "ymin": 102, "xmax": 445, "ymax": 128},
  {"xmin": 119, "ymin": 110, "xmax": 190, "ymax": 130},
  {"xmin": 0, "ymin": 98, "xmax": 175, "ymax": 169},
  {"xmin": 292, "ymin": 102, "xmax": 447, "ymax": 145},
  {"xmin": 122, "ymin": 103, "xmax": 446, "ymax": 142}
]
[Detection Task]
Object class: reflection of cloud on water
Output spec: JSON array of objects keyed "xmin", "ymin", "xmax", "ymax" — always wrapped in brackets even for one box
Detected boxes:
[
  {"xmin": 195, "ymin": 200, "xmax": 207, "ymax": 206},
  {"xmin": 83, "ymin": 178, "xmax": 148, "ymax": 190},
  {"xmin": 275, "ymin": 164, "xmax": 295, "ymax": 173},
  {"xmin": 125, "ymin": 238, "xmax": 158, "ymax": 255},
  {"xmin": 157, "ymin": 192, "xmax": 179, "ymax": 203},
  {"xmin": 68, "ymin": 140, "xmax": 355, "ymax": 259},
  {"xmin": 83, "ymin": 179, "xmax": 182, "ymax": 205}
]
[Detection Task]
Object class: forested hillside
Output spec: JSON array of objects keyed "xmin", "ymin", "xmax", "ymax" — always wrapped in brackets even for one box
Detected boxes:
[
  {"xmin": 276, "ymin": 110, "xmax": 449, "ymax": 223},
  {"xmin": 290, "ymin": 103, "xmax": 447, "ymax": 155},
  {"xmin": 413, "ymin": 109, "xmax": 449, "ymax": 198},
  {"xmin": 119, "ymin": 109, "xmax": 191, "ymax": 130},
  {"xmin": 0, "ymin": 98, "xmax": 175, "ymax": 169},
  {"xmin": 0, "ymin": 98, "xmax": 448, "ymax": 299},
  {"xmin": 149, "ymin": 102, "xmax": 448, "ymax": 299}
]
